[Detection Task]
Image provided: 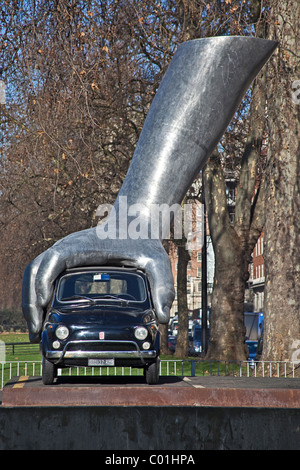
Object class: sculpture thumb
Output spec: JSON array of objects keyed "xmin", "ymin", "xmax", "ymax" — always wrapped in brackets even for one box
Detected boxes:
[{"xmin": 117, "ymin": 36, "xmax": 277, "ymax": 230}]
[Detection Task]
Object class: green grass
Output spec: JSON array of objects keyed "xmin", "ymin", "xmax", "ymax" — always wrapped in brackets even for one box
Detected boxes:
[
  {"xmin": 0, "ymin": 332, "xmax": 41, "ymax": 362},
  {"xmin": 0, "ymin": 332, "xmax": 30, "ymax": 343}
]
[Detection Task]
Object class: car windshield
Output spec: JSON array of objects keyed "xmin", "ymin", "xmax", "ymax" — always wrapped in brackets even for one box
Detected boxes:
[{"xmin": 57, "ymin": 271, "xmax": 147, "ymax": 303}]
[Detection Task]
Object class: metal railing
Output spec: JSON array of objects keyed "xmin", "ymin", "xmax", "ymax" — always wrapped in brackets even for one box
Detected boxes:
[
  {"xmin": 1, "ymin": 359, "xmax": 300, "ymax": 390},
  {"xmin": 3, "ymin": 342, "xmax": 40, "ymax": 356}
]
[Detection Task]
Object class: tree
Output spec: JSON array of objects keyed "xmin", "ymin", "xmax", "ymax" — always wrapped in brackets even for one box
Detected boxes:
[
  {"xmin": 204, "ymin": 0, "xmax": 300, "ymax": 362},
  {"xmin": 0, "ymin": 0, "xmax": 154, "ymax": 310},
  {"xmin": 204, "ymin": 78, "xmax": 267, "ymax": 360},
  {"xmin": 0, "ymin": 1, "xmax": 260, "ymax": 320},
  {"xmin": 262, "ymin": 0, "xmax": 300, "ymax": 365},
  {"xmin": 172, "ymin": 0, "xmax": 271, "ymax": 360},
  {"xmin": 173, "ymin": 195, "xmax": 191, "ymax": 358},
  {"xmin": 173, "ymin": 0, "xmax": 274, "ymax": 360}
]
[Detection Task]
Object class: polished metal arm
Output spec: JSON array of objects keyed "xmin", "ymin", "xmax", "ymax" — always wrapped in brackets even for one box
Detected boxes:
[{"xmin": 22, "ymin": 37, "xmax": 277, "ymax": 341}]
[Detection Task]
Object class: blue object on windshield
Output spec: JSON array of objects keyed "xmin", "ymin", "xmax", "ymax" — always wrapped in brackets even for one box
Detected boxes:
[{"xmin": 94, "ymin": 273, "xmax": 110, "ymax": 281}]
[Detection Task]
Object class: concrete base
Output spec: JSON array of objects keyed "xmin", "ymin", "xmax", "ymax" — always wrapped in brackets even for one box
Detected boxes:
[
  {"xmin": 1, "ymin": 405, "xmax": 300, "ymax": 450},
  {"xmin": 1, "ymin": 376, "xmax": 300, "ymax": 450}
]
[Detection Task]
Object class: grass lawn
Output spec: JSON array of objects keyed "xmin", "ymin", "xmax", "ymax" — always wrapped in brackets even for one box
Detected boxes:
[
  {"xmin": 0, "ymin": 332, "xmax": 30, "ymax": 342},
  {"xmin": 0, "ymin": 332, "xmax": 41, "ymax": 361}
]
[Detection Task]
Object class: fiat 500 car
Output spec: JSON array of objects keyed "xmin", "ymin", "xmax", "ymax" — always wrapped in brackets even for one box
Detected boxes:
[{"xmin": 41, "ymin": 267, "xmax": 160, "ymax": 385}]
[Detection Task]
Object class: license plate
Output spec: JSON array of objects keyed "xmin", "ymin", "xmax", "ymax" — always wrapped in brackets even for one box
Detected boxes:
[{"xmin": 88, "ymin": 359, "xmax": 115, "ymax": 366}]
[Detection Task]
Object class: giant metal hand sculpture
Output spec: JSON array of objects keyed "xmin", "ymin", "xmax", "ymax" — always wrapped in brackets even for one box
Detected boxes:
[{"xmin": 22, "ymin": 37, "xmax": 277, "ymax": 342}]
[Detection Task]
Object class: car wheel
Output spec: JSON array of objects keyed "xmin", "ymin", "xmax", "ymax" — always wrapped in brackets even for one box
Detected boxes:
[
  {"xmin": 144, "ymin": 357, "xmax": 160, "ymax": 385},
  {"xmin": 42, "ymin": 356, "xmax": 56, "ymax": 385}
]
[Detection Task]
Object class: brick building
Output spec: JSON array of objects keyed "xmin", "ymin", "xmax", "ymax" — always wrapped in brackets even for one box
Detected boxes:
[
  {"xmin": 169, "ymin": 199, "xmax": 214, "ymax": 317},
  {"xmin": 168, "ymin": 177, "xmax": 265, "ymax": 318},
  {"xmin": 249, "ymin": 228, "xmax": 265, "ymax": 312}
]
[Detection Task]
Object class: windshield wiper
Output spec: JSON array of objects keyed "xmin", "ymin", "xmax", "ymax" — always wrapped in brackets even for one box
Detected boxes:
[
  {"xmin": 60, "ymin": 295, "xmax": 95, "ymax": 303},
  {"xmin": 91, "ymin": 295, "xmax": 129, "ymax": 306},
  {"xmin": 60, "ymin": 294, "xmax": 129, "ymax": 306}
]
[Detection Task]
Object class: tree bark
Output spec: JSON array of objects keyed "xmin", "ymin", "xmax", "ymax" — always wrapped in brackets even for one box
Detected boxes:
[
  {"xmin": 262, "ymin": 0, "xmax": 300, "ymax": 364},
  {"xmin": 204, "ymin": 79, "xmax": 267, "ymax": 361},
  {"xmin": 204, "ymin": 154, "xmax": 249, "ymax": 360},
  {"xmin": 174, "ymin": 238, "xmax": 190, "ymax": 358},
  {"xmin": 158, "ymin": 323, "xmax": 169, "ymax": 355}
]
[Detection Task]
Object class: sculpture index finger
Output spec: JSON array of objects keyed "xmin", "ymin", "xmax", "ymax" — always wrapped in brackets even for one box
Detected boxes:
[{"xmin": 22, "ymin": 252, "xmax": 45, "ymax": 342}]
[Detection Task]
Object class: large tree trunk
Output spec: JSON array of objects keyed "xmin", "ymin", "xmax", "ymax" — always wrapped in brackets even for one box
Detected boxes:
[
  {"xmin": 204, "ymin": 81, "xmax": 267, "ymax": 361},
  {"xmin": 174, "ymin": 238, "xmax": 190, "ymax": 358},
  {"xmin": 158, "ymin": 323, "xmax": 169, "ymax": 355},
  {"xmin": 204, "ymin": 154, "xmax": 249, "ymax": 360},
  {"xmin": 263, "ymin": 0, "xmax": 300, "ymax": 364}
]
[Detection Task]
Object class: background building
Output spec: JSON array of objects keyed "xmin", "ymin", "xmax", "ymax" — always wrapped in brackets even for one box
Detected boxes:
[
  {"xmin": 249, "ymin": 229, "xmax": 265, "ymax": 312},
  {"xmin": 169, "ymin": 199, "xmax": 215, "ymax": 318},
  {"xmin": 169, "ymin": 176, "xmax": 266, "ymax": 319}
]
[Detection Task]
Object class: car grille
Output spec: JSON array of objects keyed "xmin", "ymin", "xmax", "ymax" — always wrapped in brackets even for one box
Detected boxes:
[{"xmin": 67, "ymin": 340, "xmax": 138, "ymax": 353}]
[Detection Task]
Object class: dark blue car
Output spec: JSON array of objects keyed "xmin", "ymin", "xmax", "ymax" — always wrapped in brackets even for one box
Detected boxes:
[{"xmin": 41, "ymin": 267, "xmax": 160, "ymax": 385}]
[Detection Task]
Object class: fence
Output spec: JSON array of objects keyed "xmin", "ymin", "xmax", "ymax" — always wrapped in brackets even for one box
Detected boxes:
[
  {"xmin": 1, "ymin": 358, "xmax": 300, "ymax": 390},
  {"xmin": 4, "ymin": 342, "xmax": 40, "ymax": 356}
]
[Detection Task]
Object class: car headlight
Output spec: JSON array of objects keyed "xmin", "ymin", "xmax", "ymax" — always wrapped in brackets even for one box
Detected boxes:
[
  {"xmin": 134, "ymin": 326, "xmax": 148, "ymax": 340},
  {"xmin": 55, "ymin": 325, "xmax": 69, "ymax": 340}
]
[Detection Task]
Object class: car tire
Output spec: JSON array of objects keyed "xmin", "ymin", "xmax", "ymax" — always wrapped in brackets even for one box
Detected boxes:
[
  {"xmin": 42, "ymin": 356, "xmax": 57, "ymax": 385},
  {"xmin": 144, "ymin": 357, "xmax": 160, "ymax": 385}
]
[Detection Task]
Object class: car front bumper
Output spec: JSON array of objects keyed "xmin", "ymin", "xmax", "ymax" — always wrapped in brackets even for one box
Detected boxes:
[{"xmin": 45, "ymin": 339, "xmax": 157, "ymax": 364}]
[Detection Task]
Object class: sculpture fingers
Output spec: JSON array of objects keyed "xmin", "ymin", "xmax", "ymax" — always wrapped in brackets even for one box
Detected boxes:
[
  {"xmin": 36, "ymin": 232, "xmax": 174, "ymax": 323},
  {"xmin": 22, "ymin": 252, "xmax": 45, "ymax": 342},
  {"xmin": 22, "ymin": 227, "xmax": 174, "ymax": 339},
  {"xmin": 139, "ymin": 249, "xmax": 175, "ymax": 324},
  {"xmin": 22, "ymin": 228, "xmax": 109, "ymax": 340}
]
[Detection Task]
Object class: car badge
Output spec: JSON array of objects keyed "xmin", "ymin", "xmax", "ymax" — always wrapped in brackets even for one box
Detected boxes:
[{"xmin": 99, "ymin": 332, "xmax": 105, "ymax": 340}]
